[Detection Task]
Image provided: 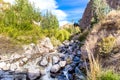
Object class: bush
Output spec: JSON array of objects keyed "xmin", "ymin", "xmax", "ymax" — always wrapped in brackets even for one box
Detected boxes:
[
  {"xmin": 50, "ymin": 36, "xmax": 61, "ymax": 47},
  {"xmin": 55, "ymin": 29, "xmax": 70, "ymax": 42},
  {"xmin": 0, "ymin": 0, "xmax": 60, "ymax": 44},
  {"xmin": 92, "ymin": 0, "xmax": 111, "ymax": 25},
  {"xmin": 98, "ymin": 36, "xmax": 116, "ymax": 55},
  {"xmin": 41, "ymin": 11, "xmax": 59, "ymax": 29},
  {"xmin": 97, "ymin": 70, "xmax": 120, "ymax": 80},
  {"xmin": 78, "ymin": 29, "xmax": 89, "ymax": 42}
]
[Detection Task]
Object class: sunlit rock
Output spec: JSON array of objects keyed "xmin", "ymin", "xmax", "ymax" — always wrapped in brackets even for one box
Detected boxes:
[
  {"xmin": 59, "ymin": 61, "xmax": 66, "ymax": 67},
  {"xmin": 50, "ymin": 64, "xmax": 61, "ymax": 73}
]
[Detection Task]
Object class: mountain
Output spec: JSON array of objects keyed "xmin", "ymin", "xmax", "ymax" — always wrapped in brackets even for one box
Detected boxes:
[{"xmin": 80, "ymin": 0, "xmax": 120, "ymax": 29}]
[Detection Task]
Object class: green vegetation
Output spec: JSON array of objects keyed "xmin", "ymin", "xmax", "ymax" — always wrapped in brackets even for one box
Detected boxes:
[
  {"xmin": 66, "ymin": 26, "xmax": 81, "ymax": 35},
  {"xmin": 55, "ymin": 29, "xmax": 70, "ymax": 42},
  {"xmin": 98, "ymin": 36, "xmax": 116, "ymax": 55},
  {"xmin": 0, "ymin": 0, "xmax": 74, "ymax": 44},
  {"xmin": 50, "ymin": 36, "xmax": 61, "ymax": 47},
  {"xmin": 78, "ymin": 29, "xmax": 89, "ymax": 42},
  {"xmin": 97, "ymin": 70, "xmax": 120, "ymax": 80},
  {"xmin": 41, "ymin": 11, "xmax": 59, "ymax": 29},
  {"xmin": 92, "ymin": 0, "xmax": 111, "ymax": 24}
]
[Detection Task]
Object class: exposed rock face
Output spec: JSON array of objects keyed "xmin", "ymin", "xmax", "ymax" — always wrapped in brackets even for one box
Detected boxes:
[
  {"xmin": 79, "ymin": 0, "xmax": 93, "ymax": 29},
  {"xmin": 81, "ymin": 11, "xmax": 120, "ymax": 72},
  {"xmin": 80, "ymin": 0, "xmax": 120, "ymax": 29}
]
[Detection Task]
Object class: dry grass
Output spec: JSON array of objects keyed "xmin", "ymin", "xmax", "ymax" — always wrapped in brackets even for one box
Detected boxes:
[
  {"xmin": 85, "ymin": 42, "xmax": 101, "ymax": 80},
  {"xmin": 81, "ymin": 10, "xmax": 120, "ymax": 80}
]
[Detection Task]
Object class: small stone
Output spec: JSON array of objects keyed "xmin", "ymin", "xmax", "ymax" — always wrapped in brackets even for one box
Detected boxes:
[
  {"xmin": 50, "ymin": 64, "xmax": 61, "ymax": 73},
  {"xmin": 77, "ymin": 50, "xmax": 81, "ymax": 55},
  {"xmin": 28, "ymin": 68, "xmax": 41, "ymax": 80},
  {"xmin": 73, "ymin": 56, "xmax": 80, "ymax": 63},
  {"xmin": 0, "ymin": 62, "xmax": 6, "ymax": 69},
  {"xmin": 19, "ymin": 60, "xmax": 24, "ymax": 66},
  {"xmin": 52, "ymin": 56, "xmax": 60, "ymax": 64},
  {"xmin": 22, "ymin": 58, "xmax": 28, "ymax": 63},
  {"xmin": 11, "ymin": 54, "xmax": 21, "ymax": 59},
  {"xmin": 3, "ymin": 63, "xmax": 10, "ymax": 70},
  {"xmin": 30, "ymin": 43, "xmax": 36, "ymax": 49},
  {"xmin": 59, "ymin": 61, "xmax": 66, "ymax": 67},
  {"xmin": 10, "ymin": 63, "xmax": 17, "ymax": 71},
  {"xmin": 39, "ymin": 58, "xmax": 48, "ymax": 67},
  {"xmin": 40, "ymin": 69, "xmax": 46, "ymax": 75}
]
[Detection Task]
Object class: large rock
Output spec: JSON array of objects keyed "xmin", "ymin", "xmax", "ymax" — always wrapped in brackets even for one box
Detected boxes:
[
  {"xmin": 80, "ymin": 0, "xmax": 120, "ymax": 29},
  {"xmin": 40, "ymin": 37, "xmax": 54, "ymax": 50}
]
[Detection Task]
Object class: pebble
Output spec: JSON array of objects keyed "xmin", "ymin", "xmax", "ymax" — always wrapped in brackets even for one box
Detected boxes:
[
  {"xmin": 10, "ymin": 64, "xmax": 17, "ymax": 71},
  {"xmin": 50, "ymin": 64, "xmax": 61, "ymax": 73},
  {"xmin": 52, "ymin": 56, "xmax": 60, "ymax": 64},
  {"xmin": 39, "ymin": 58, "xmax": 48, "ymax": 67},
  {"xmin": 22, "ymin": 58, "xmax": 28, "ymax": 63},
  {"xmin": 59, "ymin": 61, "xmax": 66, "ymax": 67},
  {"xmin": 73, "ymin": 56, "xmax": 80, "ymax": 63},
  {"xmin": 28, "ymin": 68, "xmax": 41, "ymax": 80},
  {"xmin": 0, "ymin": 62, "xmax": 6, "ymax": 69}
]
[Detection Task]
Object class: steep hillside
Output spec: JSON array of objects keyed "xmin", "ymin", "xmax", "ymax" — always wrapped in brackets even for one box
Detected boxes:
[{"xmin": 81, "ymin": 11, "xmax": 120, "ymax": 72}]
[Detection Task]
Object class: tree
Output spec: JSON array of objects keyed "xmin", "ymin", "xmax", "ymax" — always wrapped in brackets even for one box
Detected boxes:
[
  {"xmin": 1, "ymin": 0, "xmax": 41, "ymax": 30},
  {"xmin": 41, "ymin": 11, "xmax": 59, "ymax": 29}
]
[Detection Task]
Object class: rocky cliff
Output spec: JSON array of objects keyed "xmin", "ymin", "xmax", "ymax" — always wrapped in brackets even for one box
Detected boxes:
[{"xmin": 80, "ymin": 0, "xmax": 120, "ymax": 29}]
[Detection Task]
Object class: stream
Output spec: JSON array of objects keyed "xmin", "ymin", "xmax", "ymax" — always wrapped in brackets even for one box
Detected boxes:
[{"xmin": 0, "ymin": 38, "xmax": 87, "ymax": 80}]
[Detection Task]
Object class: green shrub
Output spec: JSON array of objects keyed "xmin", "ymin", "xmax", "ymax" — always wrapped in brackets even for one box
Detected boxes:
[
  {"xmin": 65, "ymin": 26, "xmax": 81, "ymax": 35},
  {"xmin": 50, "ymin": 36, "xmax": 61, "ymax": 47},
  {"xmin": 41, "ymin": 11, "xmax": 59, "ymax": 29},
  {"xmin": 97, "ymin": 70, "xmax": 120, "ymax": 80},
  {"xmin": 55, "ymin": 29, "xmax": 70, "ymax": 42},
  {"xmin": 98, "ymin": 36, "xmax": 116, "ymax": 55},
  {"xmin": 78, "ymin": 29, "xmax": 89, "ymax": 42},
  {"xmin": 91, "ymin": 0, "xmax": 112, "ymax": 27}
]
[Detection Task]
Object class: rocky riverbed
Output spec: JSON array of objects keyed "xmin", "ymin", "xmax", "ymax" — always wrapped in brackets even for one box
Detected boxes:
[{"xmin": 0, "ymin": 38, "xmax": 87, "ymax": 80}]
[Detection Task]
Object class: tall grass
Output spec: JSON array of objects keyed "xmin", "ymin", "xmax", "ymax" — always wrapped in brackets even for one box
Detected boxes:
[
  {"xmin": 85, "ymin": 43, "xmax": 120, "ymax": 80},
  {"xmin": 85, "ymin": 43, "xmax": 101, "ymax": 80}
]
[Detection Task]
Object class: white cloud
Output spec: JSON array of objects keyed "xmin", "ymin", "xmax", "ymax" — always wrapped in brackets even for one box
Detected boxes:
[
  {"xmin": 52, "ymin": 10, "xmax": 67, "ymax": 21},
  {"xmin": 59, "ymin": 21, "xmax": 70, "ymax": 26},
  {"xmin": 4, "ymin": 0, "xmax": 14, "ymax": 4},
  {"xmin": 29, "ymin": 0, "xmax": 57, "ymax": 11},
  {"xmin": 4, "ymin": 0, "xmax": 68, "ymax": 26},
  {"xmin": 52, "ymin": 10, "xmax": 68, "ymax": 26},
  {"xmin": 29, "ymin": 0, "xmax": 68, "ymax": 26}
]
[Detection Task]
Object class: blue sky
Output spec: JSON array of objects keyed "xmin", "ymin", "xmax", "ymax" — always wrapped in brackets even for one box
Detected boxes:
[
  {"xmin": 56, "ymin": 0, "xmax": 89, "ymax": 23},
  {"xmin": 4, "ymin": 0, "xmax": 89, "ymax": 26}
]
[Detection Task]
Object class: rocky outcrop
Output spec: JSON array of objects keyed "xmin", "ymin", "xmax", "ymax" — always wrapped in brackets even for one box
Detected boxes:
[
  {"xmin": 80, "ymin": 0, "xmax": 120, "ymax": 29},
  {"xmin": 81, "ymin": 11, "xmax": 120, "ymax": 72}
]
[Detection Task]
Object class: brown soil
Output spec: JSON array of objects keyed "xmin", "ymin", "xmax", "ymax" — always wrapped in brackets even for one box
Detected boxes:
[{"xmin": 0, "ymin": 36, "xmax": 23, "ymax": 55}]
